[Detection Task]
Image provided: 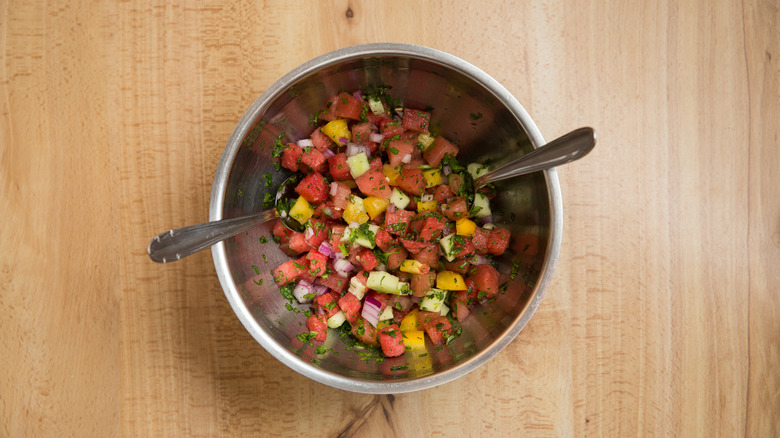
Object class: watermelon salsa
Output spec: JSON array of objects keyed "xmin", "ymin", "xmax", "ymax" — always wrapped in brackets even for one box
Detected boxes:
[{"xmin": 269, "ymin": 89, "xmax": 511, "ymax": 359}]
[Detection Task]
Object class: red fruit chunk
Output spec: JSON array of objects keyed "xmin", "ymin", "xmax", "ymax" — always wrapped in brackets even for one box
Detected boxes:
[
  {"xmin": 272, "ymin": 258, "xmax": 307, "ymax": 286},
  {"xmin": 469, "ymin": 264, "xmax": 500, "ymax": 299},
  {"xmin": 299, "ymin": 147, "xmax": 327, "ymax": 173},
  {"xmin": 333, "ymin": 92, "xmax": 363, "ymax": 120},
  {"xmin": 281, "ymin": 143, "xmax": 303, "ymax": 172},
  {"xmin": 327, "ymin": 153, "xmax": 352, "ymax": 181},
  {"xmin": 295, "ymin": 172, "xmax": 329, "ymax": 204},
  {"xmin": 422, "ymin": 315, "xmax": 452, "ymax": 347},
  {"xmin": 412, "ymin": 244, "xmax": 440, "ymax": 269},
  {"xmin": 338, "ymin": 292, "xmax": 362, "ymax": 324},
  {"xmin": 386, "ymin": 247, "xmax": 408, "ymax": 271},
  {"xmin": 433, "ymin": 184, "xmax": 455, "ymax": 204},
  {"xmin": 396, "ymin": 165, "xmax": 426, "ymax": 196},
  {"xmin": 387, "ymin": 140, "xmax": 415, "ymax": 167},
  {"xmin": 355, "ymin": 167, "xmax": 392, "ymax": 198},
  {"xmin": 450, "ymin": 236, "xmax": 475, "ymax": 259},
  {"xmin": 513, "ymin": 233, "xmax": 540, "ymax": 257},
  {"xmin": 487, "ymin": 227, "xmax": 511, "ymax": 256},
  {"xmin": 451, "ymin": 280, "xmax": 479, "ymax": 322},
  {"xmin": 411, "ymin": 272, "xmax": 436, "ymax": 297},
  {"xmin": 402, "ymin": 109, "xmax": 431, "ymax": 133},
  {"xmin": 448, "ymin": 173, "xmax": 465, "ymax": 194},
  {"xmin": 384, "ymin": 209, "xmax": 415, "ymax": 235},
  {"xmin": 306, "ymin": 250, "xmax": 329, "ymax": 277},
  {"xmin": 423, "ymin": 136, "xmax": 459, "ymax": 167},
  {"xmin": 315, "ymin": 291, "xmax": 340, "ymax": 318},
  {"xmin": 441, "ymin": 196, "xmax": 468, "ymax": 221},
  {"xmin": 304, "ymin": 219, "xmax": 328, "ymax": 248},
  {"xmin": 351, "ymin": 317, "xmax": 378, "ymax": 346},
  {"xmin": 374, "ymin": 228, "xmax": 397, "ymax": 252},
  {"xmin": 272, "ymin": 218, "xmax": 293, "ymax": 243},
  {"xmin": 471, "ymin": 228, "xmax": 490, "ymax": 255},
  {"xmin": 306, "ymin": 314, "xmax": 328, "ymax": 342},
  {"xmin": 400, "ymin": 238, "xmax": 428, "ymax": 254},
  {"xmin": 310, "ymin": 127, "xmax": 334, "ymax": 151},
  {"xmin": 380, "ymin": 119, "xmax": 404, "ymax": 138},
  {"xmin": 317, "ymin": 95, "xmax": 340, "ymax": 122},
  {"xmin": 419, "ymin": 215, "xmax": 447, "ymax": 241},
  {"xmin": 356, "ymin": 249, "xmax": 379, "ymax": 271},
  {"xmin": 351, "ymin": 122, "xmax": 373, "ymax": 143},
  {"xmin": 328, "ymin": 224, "xmax": 346, "ymax": 249},
  {"xmin": 378, "ymin": 324, "xmax": 405, "ymax": 357},
  {"xmin": 329, "ymin": 181, "xmax": 351, "ymax": 210},
  {"xmin": 287, "ymin": 232, "xmax": 311, "ymax": 253},
  {"xmin": 317, "ymin": 274, "xmax": 349, "ymax": 294},
  {"xmin": 444, "ymin": 258, "xmax": 471, "ymax": 274}
]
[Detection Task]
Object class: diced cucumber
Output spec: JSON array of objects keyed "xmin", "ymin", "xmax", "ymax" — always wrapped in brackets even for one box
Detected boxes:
[
  {"xmin": 327, "ymin": 310, "xmax": 347, "ymax": 328},
  {"xmin": 389, "ymin": 188, "xmax": 410, "ymax": 210},
  {"xmin": 482, "ymin": 223, "xmax": 495, "ymax": 230},
  {"xmin": 350, "ymin": 223, "xmax": 379, "ymax": 249},
  {"xmin": 467, "ymin": 163, "xmax": 489, "ymax": 180},
  {"xmin": 348, "ymin": 276, "xmax": 368, "ymax": 300},
  {"xmin": 366, "ymin": 271, "xmax": 400, "ymax": 295},
  {"xmin": 396, "ymin": 281, "xmax": 410, "ymax": 295},
  {"xmin": 472, "ymin": 193, "xmax": 492, "ymax": 219},
  {"xmin": 419, "ymin": 288, "xmax": 448, "ymax": 313},
  {"xmin": 350, "ymin": 194, "xmax": 367, "ymax": 212},
  {"xmin": 368, "ymin": 96, "xmax": 385, "ymax": 115},
  {"xmin": 378, "ymin": 306, "xmax": 394, "ymax": 321},
  {"xmin": 439, "ymin": 302, "xmax": 450, "ymax": 317},
  {"xmin": 439, "ymin": 233, "xmax": 457, "ymax": 262},
  {"xmin": 420, "ymin": 193, "xmax": 434, "ymax": 202},
  {"xmin": 418, "ymin": 132, "xmax": 435, "ymax": 151},
  {"xmin": 346, "ymin": 152, "xmax": 370, "ymax": 178}
]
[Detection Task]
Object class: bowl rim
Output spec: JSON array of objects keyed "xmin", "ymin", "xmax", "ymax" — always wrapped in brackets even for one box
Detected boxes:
[{"xmin": 209, "ymin": 43, "xmax": 562, "ymax": 393}]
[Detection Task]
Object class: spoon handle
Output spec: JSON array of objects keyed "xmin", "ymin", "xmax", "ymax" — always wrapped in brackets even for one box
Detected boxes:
[
  {"xmin": 474, "ymin": 127, "xmax": 596, "ymax": 187},
  {"xmin": 147, "ymin": 208, "xmax": 277, "ymax": 263}
]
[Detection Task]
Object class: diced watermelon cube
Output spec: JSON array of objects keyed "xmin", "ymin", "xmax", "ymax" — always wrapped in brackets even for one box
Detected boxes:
[
  {"xmin": 310, "ymin": 127, "xmax": 334, "ymax": 151},
  {"xmin": 287, "ymin": 232, "xmax": 311, "ymax": 253},
  {"xmin": 333, "ymin": 92, "xmax": 363, "ymax": 120},
  {"xmin": 351, "ymin": 122, "xmax": 373, "ymax": 143},
  {"xmin": 399, "ymin": 238, "xmax": 428, "ymax": 254},
  {"xmin": 422, "ymin": 315, "xmax": 452, "ymax": 347},
  {"xmin": 356, "ymin": 249, "xmax": 379, "ymax": 271},
  {"xmin": 441, "ymin": 196, "xmax": 468, "ymax": 221},
  {"xmin": 295, "ymin": 172, "xmax": 329, "ymax": 204},
  {"xmin": 396, "ymin": 165, "xmax": 426, "ymax": 196},
  {"xmin": 355, "ymin": 167, "xmax": 392, "ymax": 199},
  {"xmin": 411, "ymin": 272, "xmax": 436, "ymax": 297},
  {"xmin": 384, "ymin": 209, "xmax": 415, "ymax": 235},
  {"xmin": 272, "ymin": 218, "xmax": 292, "ymax": 243},
  {"xmin": 378, "ymin": 324, "xmax": 405, "ymax": 357},
  {"xmin": 306, "ymin": 314, "xmax": 328, "ymax": 342},
  {"xmin": 487, "ymin": 227, "xmax": 511, "ymax": 256},
  {"xmin": 315, "ymin": 291, "xmax": 340, "ymax": 318},
  {"xmin": 317, "ymin": 95, "xmax": 340, "ymax": 122},
  {"xmin": 380, "ymin": 119, "xmax": 404, "ymax": 138},
  {"xmin": 471, "ymin": 228, "xmax": 490, "ymax": 255},
  {"xmin": 402, "ymin": 109, "xmax": 431, "ymax": 133},
  {"xmin": 469, "ymin": 264, "xmax": 500, "ymax": 299},
  {"xmin": 281, "ymin": 143, "xmax": 303, "ymax": 172},
  {"xmin": 433, "ymin": 184, "xmax": 455, "ymax": 204},
  {"xmin": 328, "ymin": 224, "xmax": 346, "ymax": 250},
  {"xmin": 272, "ymin": 258, "xmax": 307, "ymax": 286},
  {"xmin": 412, "ymin": 244, "xmax": 440, "ymax": 269},
  {"xmin": 304, "ymin": 218, "xmax": 328, "ymax": 248},
  {"xmin": 350, "ymin": 317, "xmax": 378, "ymax": 346},
  {"xmin": 374, "ymin": 228, "xmax": 397, "ymax": 252},
  {"xmin": 317, "ymin": 274, "xmax": 349, "ymax": 294},
  {"xmin": 299, "ymin": 147, "xmax": 327, "ymax": 173},
  {"xmin": 419, "ymin": 215, "xmax": 447, "ymax": 241},
  {"xmin": 338, "ymin": 292, "xmax": 362, "ymax": 324},
  {"xmin": 307, "ymin": 250, "xmax": 329, "ymax": 277},
  {"xmin": 386, "ymin": 247, "xmax": 408, "ymax": 271},
  {"xmin": 423, "ymin": 136, "xmax": 459, "ymax": 167},
  {"xmin": 327, "ymin": 153, "xmax": 352, "ymax": 181},
  {"xmin": 387, "ymin": 140, "xmax": 415, "ymax": 167}
]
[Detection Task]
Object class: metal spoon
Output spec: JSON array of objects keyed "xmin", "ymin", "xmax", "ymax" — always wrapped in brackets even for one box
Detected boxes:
[
  {"xmin": 147, "ymin": 175, "xmax": 303, "ymax": 263},
  {"xmin": 473, "ymin": 127, "xmax": 596, "ymax": 188}
]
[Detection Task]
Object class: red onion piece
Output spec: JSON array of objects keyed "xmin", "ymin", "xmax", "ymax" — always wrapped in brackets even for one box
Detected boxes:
[
  {"xmin": 472, "ymin": 254, "xmax": 491, "ymax": 265},
  {"xmin": 292, "ymin": 280, "xmax": 314, "ymax": 303},
  {"xmin": 313, "ymin": 285, "xmax": 329, "ymax": 297},
  {"xmin": 318, "ymin": 241, "xmax": 333, "ymax": 257},
  {"xmin": 401, "ymin": 154, "xmax": 412, "ymax": 164},
  {"xmin": 296, "ymin": 139, "xmax": 314, "ymax": 148},
  {"xmin": 333, "ymin": 259, "xmax": 354, "ymax": 275},
  {"xmin": 369, "ymin": 132, "xmax": 384, "ymax": 143},
  {"xmin": 339, "ymin": 137, "xmax": 349, "ymax": 145},
  {"xmin": 442, "ymin": 165, "xmax": 452, "ymax": 176},
  {"xmin": 361, "ymin": 296, "xmax": 382, "ymax": 327},
  {"xmin": 353, "ymin": 90, "xmax": 363, "ymax": 101},
  {"xmin": 480, "ymin": 215, "xmax": 493, "ymax": 224},
  {"xmin": 346, "ymin": 142, "xmax": 370, "ymax": 158},
  {"xmin": 304, "ymin": 227, "xmax": 315, "ymax": 240},
  {"xmin": 322, "ymin": 148, "xmax": 336, "ymax": 158},
  {"xmin": 387, "ymin": 204, "xmax": 396, "ymax": 213},
  {"xmin": 330, "ymin": 181, "xmax": 339, "ymax": 196}
]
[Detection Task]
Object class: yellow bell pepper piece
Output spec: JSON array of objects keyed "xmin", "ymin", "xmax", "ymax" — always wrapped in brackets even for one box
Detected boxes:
[
  {"xmin": 418, "ymin": 132, "xmax": 435, "ymax": 151},
  {"xmin": 422, "ymin": 168, "xmax": 442, "ymax": 188},
  {"xmin": 399, "ymin": 259, "xmax": 429, "ymax": 275},
  {"xmin": 363, "ymin": 196, "xmax": 390, "ymax": 219},
  {"xmin": 383, "ymin": 164, "xmax": 401, "ymax": 186},
  {"xmin": 436, "ymin": 270, "xmax": 467, "ymax": 291},
  {"xmin": 417, "ymin": 200, "xmax": 437, "ymax": 212},
  {"xmin": 455, "ymin": 217, "xmax": 477, "ymax": 236},
  {"xmin": 343, "ymin": 202, "xmax": 369, "ymax": 225},
  {"xmin": 321, "ymin": 119, "xmax": 351, "ymax": 146},
  {"xmin": 400, "ymin": 309, "xmax": 419, "ymax": 332},
  {"xmin": 288, "ymin": 196, "xmax": 313, "ymax": 225},
  {"xmin": 402, "ymin": 330, "xmax": 426, "ymax": 350}
]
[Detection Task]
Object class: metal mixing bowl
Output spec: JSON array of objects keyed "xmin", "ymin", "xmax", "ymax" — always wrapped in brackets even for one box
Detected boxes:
[{"xmin": 209, "ymin": 43, "xmax": 562, "ymax": 393}]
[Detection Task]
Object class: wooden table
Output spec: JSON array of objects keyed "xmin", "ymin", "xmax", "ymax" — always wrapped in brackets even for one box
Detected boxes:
[{"xmin": 2, "ymin": 1, "xmax": 778, "ymax": 436}]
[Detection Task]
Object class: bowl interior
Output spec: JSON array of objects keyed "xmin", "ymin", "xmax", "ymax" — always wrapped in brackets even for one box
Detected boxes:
[{"xmin": 211, "ymin": 46, "xmax": 558, "ymax": 392}]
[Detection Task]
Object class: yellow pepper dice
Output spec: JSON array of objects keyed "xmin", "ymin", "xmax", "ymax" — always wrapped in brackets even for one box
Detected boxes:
[
  {"xmin": 417, "ymin": 200, "xmax": 437, "ymax": 212},
  {"xmin": 343, "ymin": 202, "xmax": 369, "ymax": 224},
  {"xmin": 321, "ymin": 119, "xmax": 351, "ymax": 146},
  {"xmin": 402, "ymin": 330, "xmax": 426, "ymax": 349},
  {"xmin": 456, "ymin": 217, "xmax": 477, "ymax": 236},
  {"xmin": 400, "ymin": 309, "xmax": 419, "ymax": 332},
  {"xmin": 418, "ymin": 132, "xmax": 435, "ymax": 151},
  {"xmin": 422, "ymin": 168, "xmax": 442, "ymax": 188},
  {"xmin": 288, "ymin": 196, "xmax": 313, "ymax": 225},
  {"xmin": 436, "ymin": 270, "xmax": 467, "ymax": 291},
  {"xmin": 382, "ymin": 164, "xmax": 401, "ymax": 186},
  {"xmin": 363, "ymin": 196, "xmax": 390, "ymax": 219},
  {"xmin": 400, "ymin": 259, "xmax": 429, "ymax": 275}
]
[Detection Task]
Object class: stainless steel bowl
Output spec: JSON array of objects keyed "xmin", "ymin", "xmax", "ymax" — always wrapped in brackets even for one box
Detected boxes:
[{"xmin": 210, "ymin": 43, "xmax": 562, "ymax": 393}]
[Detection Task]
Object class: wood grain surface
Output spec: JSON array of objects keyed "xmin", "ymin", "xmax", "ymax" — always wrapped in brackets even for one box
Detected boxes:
[{"xmin": 1, "ymin": 0, "xmax": 778, "ymax": 436}]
